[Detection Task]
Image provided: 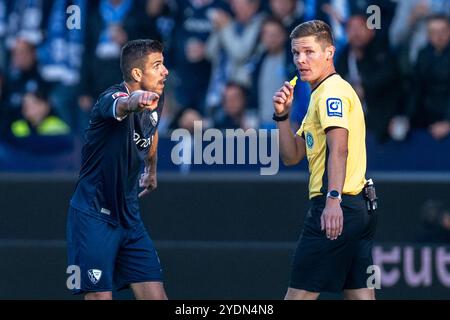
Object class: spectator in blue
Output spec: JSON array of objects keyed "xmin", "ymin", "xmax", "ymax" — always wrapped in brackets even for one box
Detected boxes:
[
  {"xmin": 213, "ymin": 82, "xmax": 249, "ymax": 130},
  {"xmin": 78, "ymin": 0, "xmax": 142, "ymax": 133},
  {"xmin": 269, "ymin": 0, "xmax": 304, "ymax": 33},
  {"xmin": 205, "ymin": 0, "xmax": 265, "ymax": 111},
  {"xmin": 390, "ymin": 0, "xmax": 450, "ymax": 66},
  {"xmin": 1, "ymin": 38, "xmax": 50, "ymax": 129},
  {"xmin": 0, "ymin": 0, "xmax": 8, "ymax": 70},
  {"xmin": 267, "ymin": 2, "xmax": 310, "ymax": 128},
  {"xmin": 346, "ymin": 0, "xmax": 397, "ymax": 44},
  {"xmin": 39, "ymin": 0, "xmax": 87, "ymax": 134},
  {"xmin": 1, "ymin": 0, "xmax": 50, "ymax": 135},
  {"xmin": 303, "ymin": 0, "xmax": 350, "ymax": 53},
  {"xmin": 249, "ymin": 17, "xmax": 310, "ymax": 129},
  {"xmin": 335, "ymin": 14, "xmax": 400, "ymax": 142},
  {"xmin": 400, "ymin": 14, "xmax": 450, "ymax": 141},
  {"xmin": 389, "ymin": 1, "xmax": 450, "ymax": 131},
  {"xmin": 171, "ymin": 0, "xmax": 229, "ymax": 116},
  {"xmin": 249, "ymin": 17, "xmax": 291, "ymax": 129},
  {"xmin": 137, "ymin": 0, "xmax": 177, "ymax": 68},
  {"xmin": 169, "ymin": 107, "xmax": 205, "ymax": 174},
  {"xmin": 4, "ymin": 0, "xmax": 51, "ymax": 50}
]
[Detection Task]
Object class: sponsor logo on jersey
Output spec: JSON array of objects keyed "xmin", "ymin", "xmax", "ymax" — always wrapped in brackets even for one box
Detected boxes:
[{"xmin": 133, "ymin": 131, "xmax": 153, "ymax": 149}]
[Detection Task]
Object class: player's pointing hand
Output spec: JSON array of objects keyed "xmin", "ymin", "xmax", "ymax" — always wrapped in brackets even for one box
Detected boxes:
[{"xmin": 128, "ymin": 90, "xmax": 160, "ymax": 113}]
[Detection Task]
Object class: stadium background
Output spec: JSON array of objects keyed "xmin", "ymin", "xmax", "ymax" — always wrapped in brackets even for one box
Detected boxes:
[{"xmin": 0, "ymin": 0, "xmax": 449, "ymax": 299}]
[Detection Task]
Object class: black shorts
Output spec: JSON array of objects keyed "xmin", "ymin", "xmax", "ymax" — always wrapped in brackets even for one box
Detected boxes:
[{"xmin": 289, "ymin": 193, "xmax": 377, "ymax": 293}]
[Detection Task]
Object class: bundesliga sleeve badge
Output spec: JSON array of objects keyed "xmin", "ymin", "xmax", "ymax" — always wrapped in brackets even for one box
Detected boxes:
[
  {"xmin": 326, "ymin": 98, "xmax": 343, "ymax": 117},
  {"xmin": 111, "ymin": 92, "xmax": 129, "ymax": 100}
]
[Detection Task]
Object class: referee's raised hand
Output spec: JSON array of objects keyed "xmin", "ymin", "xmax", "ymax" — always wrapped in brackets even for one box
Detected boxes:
[
  {"xmin": 128, "ymin": 90, "xmax": 160, "ymax": 112},
  {"xmin": 273, "ymin": 81, "xmax": 294, "ymax": 116}
]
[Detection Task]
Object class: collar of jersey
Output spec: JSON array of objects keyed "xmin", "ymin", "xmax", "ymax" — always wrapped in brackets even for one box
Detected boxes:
[
  {"xmin": 310, "ymin": 72, "xmax": 339, "ymax": 95},
  {"xmin": 122, "ymin": 82, "xmax": 131, "ymax": 95}
]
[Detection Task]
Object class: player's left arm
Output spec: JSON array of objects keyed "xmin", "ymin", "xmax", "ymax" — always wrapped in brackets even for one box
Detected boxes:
[{"xmin": 138, "ymin": 130, "xmax": 159, "ymax": 198}]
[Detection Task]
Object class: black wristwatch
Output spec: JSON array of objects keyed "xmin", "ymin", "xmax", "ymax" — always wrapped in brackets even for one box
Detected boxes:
[
  {"xmin": 273, "ymin": 112, "xmax": 289, "ymax": 122},
  {"xmin": 327, "ymin": 190, "xmax": 342, "ymax": 202}
]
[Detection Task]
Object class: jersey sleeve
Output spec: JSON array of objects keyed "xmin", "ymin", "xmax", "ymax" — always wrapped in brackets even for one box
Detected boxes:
[
  {"xmin": 97, "ymin": 90, "xmax": 130, "ymax": 121},
  {"xmin": 296, "ymin": 121, "xmax": 305, "ymax": 137},
  {"xmin": 317, "ymin": 90, "xmax": 351, "ymax": 131}
]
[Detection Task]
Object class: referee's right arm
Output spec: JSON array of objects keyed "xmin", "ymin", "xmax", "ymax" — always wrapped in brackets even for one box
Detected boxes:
[
  {"xmin": 278, "ymin": 121, "xmax": 306, "ymax": 166},
  {"xmin": 273, "ymin": 82, "xmax": 306, "ymax": 166}
]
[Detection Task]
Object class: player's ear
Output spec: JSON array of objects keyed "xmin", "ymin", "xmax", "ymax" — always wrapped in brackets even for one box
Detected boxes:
[{"xmin": 131, "ymin": 68, "xmax": 143, "ymax": 82}]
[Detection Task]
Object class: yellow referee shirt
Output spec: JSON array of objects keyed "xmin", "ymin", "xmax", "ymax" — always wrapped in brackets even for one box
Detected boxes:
[{"xmin": 296, "ymin": 73, "xmax": 366, "ymax": 199}]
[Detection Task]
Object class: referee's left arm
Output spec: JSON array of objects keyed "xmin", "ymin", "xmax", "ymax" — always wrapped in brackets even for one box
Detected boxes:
[
  {"xmin": 325, "ymin": 127, "xmax": 348, "ymax": 199},
  {"xmin": 321, "ymin": 127, "xmax": 348, "ymax": 240}
]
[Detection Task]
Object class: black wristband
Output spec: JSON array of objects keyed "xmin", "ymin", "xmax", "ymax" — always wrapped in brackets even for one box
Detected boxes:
[{"xmin": 273, "ymin": 112, "xmax": 289, "ymax": 122}]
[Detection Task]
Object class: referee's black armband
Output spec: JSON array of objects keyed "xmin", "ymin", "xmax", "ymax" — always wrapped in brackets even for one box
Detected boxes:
[{"xmin": 273, "ymin": 113, "xmax": 289, "ymax": 122}]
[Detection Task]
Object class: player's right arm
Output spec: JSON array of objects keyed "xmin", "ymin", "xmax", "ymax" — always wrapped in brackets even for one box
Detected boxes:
[
  {"xmin": 115, "ymin": 90, "xmax": 160, "ymax": 119},
  {"xmin": 273, "ymin": 81, "xmax": 306, "ymax": 166}
]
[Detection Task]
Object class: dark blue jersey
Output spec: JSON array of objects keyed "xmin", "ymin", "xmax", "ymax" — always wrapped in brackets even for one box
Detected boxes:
[{"xmin": 70, "ymin": 83, "xmax": 164, "ymax": 227}]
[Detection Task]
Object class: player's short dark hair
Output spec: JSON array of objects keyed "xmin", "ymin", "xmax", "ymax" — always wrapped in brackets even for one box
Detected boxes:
[
  {"xmin": 290, "ymin": 20, "xmax": 334, "ymax": 49},
  {"xmin": 120, "ymin": 39, "xmax": 163, "ymax": 82}
]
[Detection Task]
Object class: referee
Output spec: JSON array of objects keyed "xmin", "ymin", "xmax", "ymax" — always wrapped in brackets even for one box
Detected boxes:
[{"xmin": 273, "ymin": 20, "xmax": 377, "ymax": 300}]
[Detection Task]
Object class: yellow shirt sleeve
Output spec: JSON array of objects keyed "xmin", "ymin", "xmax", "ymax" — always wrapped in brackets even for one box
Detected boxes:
[
  {"xmin": 317, "ymin": 93, "xmax": 351, "ymax": 131},
  {"xmin": 296, "ymin": 121, "xmax": 304, "ymax": 137}
]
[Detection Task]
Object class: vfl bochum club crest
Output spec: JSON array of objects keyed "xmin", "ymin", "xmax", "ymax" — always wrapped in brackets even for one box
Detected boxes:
[
  {"xmin": 87, "ymin": 269, "xmax": 102, "ymax": 284},
  {"xmin": 306, "ymin": 132, "xmax": 314, "ymax": 149},
  {"xmin": 149, "ymin": 111, "xmax": 158, "ymax": 127}
]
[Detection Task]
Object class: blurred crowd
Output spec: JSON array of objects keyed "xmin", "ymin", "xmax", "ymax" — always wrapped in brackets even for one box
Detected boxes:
[{"xmin": 0, "ymin": 0, "xmax": 449, "ymax": 151}]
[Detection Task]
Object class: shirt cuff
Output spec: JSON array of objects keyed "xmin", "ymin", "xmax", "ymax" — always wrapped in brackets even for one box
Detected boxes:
[{"xmin": 112, "ymin": 98, "xmax": 127, "ymax": 121}]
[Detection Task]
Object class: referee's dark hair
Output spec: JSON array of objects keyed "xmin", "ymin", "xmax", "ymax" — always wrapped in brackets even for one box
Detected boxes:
[
  {"xmin": 120, "ymin": 39, "xmax": 163, "ymax": 82},
  {"xmin": 290, "ymin": 20, "xmax": 334, "ymax": 50}
]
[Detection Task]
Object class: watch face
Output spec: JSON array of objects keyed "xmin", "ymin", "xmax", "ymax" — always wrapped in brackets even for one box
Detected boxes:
[{"xmin": 330, "ymin": 190, "xmax": 339, "ymax": 197}]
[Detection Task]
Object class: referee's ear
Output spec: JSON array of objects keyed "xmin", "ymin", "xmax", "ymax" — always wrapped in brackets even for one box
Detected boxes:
[{"xmin": 326, "ymin": 46, "xmax": 335, "ymax": 61}]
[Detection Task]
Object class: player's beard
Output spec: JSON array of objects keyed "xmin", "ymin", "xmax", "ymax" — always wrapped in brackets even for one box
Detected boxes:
[{"xmin": 149, "ymin": 81, "xmax": 164, "ymax": 96}]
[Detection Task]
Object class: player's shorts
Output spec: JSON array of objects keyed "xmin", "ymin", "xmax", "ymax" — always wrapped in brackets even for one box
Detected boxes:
[
  {"xmin": 66, "ymin": 206, "xmax": 163, "ymax": 294},
  {"xmin": 289, "ymin": 192, "xmax": 377, "ymax": 293}
]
